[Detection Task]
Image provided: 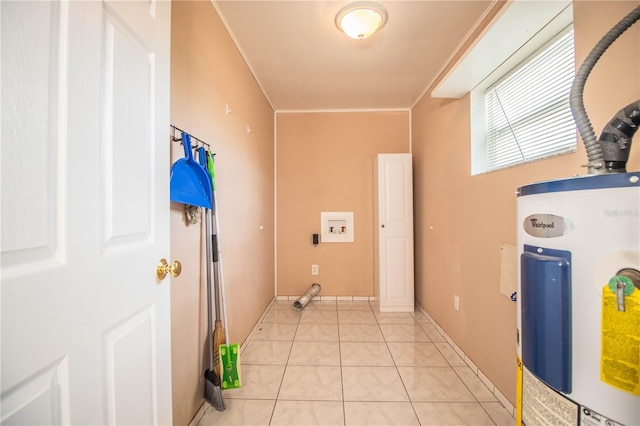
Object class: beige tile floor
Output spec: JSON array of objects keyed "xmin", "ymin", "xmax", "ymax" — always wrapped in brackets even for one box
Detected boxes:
[{"xmin": 198, "ymin": 300, "xmax": 514, "ymax": 426}]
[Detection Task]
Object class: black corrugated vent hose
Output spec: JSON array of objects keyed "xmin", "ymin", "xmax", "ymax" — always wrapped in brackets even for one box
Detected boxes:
[
  {"xmin": 598, "ymin": 100, "xmax": 640, "ymax": 173},
  {"xmin": 569, "ymin": 6, "xmax": 640, "ymax": 174}
]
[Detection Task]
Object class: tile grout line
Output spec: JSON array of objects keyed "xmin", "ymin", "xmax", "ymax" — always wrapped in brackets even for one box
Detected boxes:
[
  {"xmin": 376, "ymin": 307, "xmax": 423, "ymax": 425},
  {"xmin": 239, "ymin": 298, "xmax": 278, "ymax": 356},
  {"xmin": 242, "ymin": 297, "xmax": 513, "ymax": 425},
  {"xmin": 272, "ymin": 298, "xmax": 345, "ymax": 424},
  {"xmin": 337, "ymin": 305, "xmax": 346, "ymax": 426},
  {"xmin": 187, "ymin": 400, "xmax": 207, "ymax": 426},
  {"xmin": 448, "ymin": 359, "xmax": 500, "ymax": 425},
  {"xmin": 267, "ymin": 301, "xmax": 299, "ymax": 425},
  {"xmin": 415, "ymin": 303, "xmax": 516, "ymax": 418}
]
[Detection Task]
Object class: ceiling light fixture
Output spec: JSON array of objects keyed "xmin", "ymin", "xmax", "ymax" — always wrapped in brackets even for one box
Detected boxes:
[{"xmin": 335, "ymin": 2, "xmax": 388, "ymax": 40}]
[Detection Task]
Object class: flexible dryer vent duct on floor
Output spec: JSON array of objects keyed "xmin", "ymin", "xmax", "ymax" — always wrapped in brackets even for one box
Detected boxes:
[{"xmin": 293, "ymin": 283, "xmax": 321, "ymax": 310}]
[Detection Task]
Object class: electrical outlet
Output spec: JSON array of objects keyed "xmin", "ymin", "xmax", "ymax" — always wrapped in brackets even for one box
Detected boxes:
[
  {"xmin": 311, "ymin": 264, "xmax": 319, "ymax": 275},
  {"xmin": 454, "ymin": 295, "xmax": 460, "ymax": 311}
]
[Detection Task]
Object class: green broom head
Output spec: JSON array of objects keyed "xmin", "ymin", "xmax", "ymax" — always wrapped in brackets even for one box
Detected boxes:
[
  {"xmin": 207, "ymin": 152, "xmax": 216, "ymax": 191},
  {"xmin": 219, "ymin": 343, "xmax": 241, "ymax": 389}
]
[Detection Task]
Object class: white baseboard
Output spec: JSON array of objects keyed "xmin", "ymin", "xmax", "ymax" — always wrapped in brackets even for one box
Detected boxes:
[
  {"xmin": 415, "ymin": 303, "xmax": 515, "ymax": 418},
  {"xmin": 276, "ymin": 295, "xmax": 376, "ymax": 301}
]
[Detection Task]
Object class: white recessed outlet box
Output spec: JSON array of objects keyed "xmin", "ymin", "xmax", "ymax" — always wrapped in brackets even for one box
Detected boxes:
[
  {"xmin": 320, "ymin": 212, "xmax": 354, "ymax": 243},
  {"xmin": 311, "ymin": 264, "xmax": 319, "ymax": 275},
  {"xmin": 454, "ymin": 295, "xmax": 460, "ymax": 311}
]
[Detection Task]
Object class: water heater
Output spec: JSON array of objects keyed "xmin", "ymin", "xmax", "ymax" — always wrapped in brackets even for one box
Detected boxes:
[
  {"xmin": 516, "ymin": 173, "xmax": 639, "ymax": 425},
  {"xmin": 514, "ymin": 5, "xmax": 640, "ymax": 425}
]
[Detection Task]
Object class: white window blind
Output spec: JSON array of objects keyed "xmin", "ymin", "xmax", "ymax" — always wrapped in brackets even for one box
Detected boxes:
[{"xmin": 485, "ymin": 28, "xmax": 576, "ymax": 171}]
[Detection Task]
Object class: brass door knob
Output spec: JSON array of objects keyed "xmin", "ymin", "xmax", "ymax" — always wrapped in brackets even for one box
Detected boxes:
[{"xmin": 157, "ymin": 259, "xmax": 182, "ymax": 280}]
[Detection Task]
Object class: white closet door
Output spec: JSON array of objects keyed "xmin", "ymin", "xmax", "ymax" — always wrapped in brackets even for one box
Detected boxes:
[{"xmin": 375, "ymin": 153, "xmax": 415, "ymax": 312}]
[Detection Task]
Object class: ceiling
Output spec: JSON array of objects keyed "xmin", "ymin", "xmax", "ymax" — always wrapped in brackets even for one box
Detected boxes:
[{"xmin": 213, "ymin": 1, "xmax": 494, "ymax": 111}]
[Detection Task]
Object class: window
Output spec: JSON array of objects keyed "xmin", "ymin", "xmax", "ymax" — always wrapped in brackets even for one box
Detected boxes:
[{"xmin": 472, "ymin": 27, "xmax": 576, "ymax": 174}]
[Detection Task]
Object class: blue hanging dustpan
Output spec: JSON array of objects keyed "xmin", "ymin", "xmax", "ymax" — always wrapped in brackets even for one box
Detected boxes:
[{"xmin": 170, "ymin": 132, "xmax": 212, "ymax": 208}]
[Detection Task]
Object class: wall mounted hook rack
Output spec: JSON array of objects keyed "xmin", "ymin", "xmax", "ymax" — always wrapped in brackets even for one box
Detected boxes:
[{"xmin": 170, "ymin": 124, "xmax": 211, "ymax": 150}]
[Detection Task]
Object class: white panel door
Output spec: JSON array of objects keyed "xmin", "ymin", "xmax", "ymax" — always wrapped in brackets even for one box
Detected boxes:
[
  {"xmin": 376, "ymin": 154, "xmax": 414, "ymax": 312},
  {"xmin": 1, "ymin": 1, "xmax": 172, "ymax": 424}
]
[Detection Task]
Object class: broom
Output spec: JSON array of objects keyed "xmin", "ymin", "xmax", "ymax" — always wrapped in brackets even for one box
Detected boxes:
[
  {"xmin": 207, "ymin": 151, "xmax": 226, "ymax": 378},
  {"xmin": 208, "ymin": 153, "xmax": 241, "ymax": 390},
  {"xmin": 211, "ymin": 189, "xmax": 226, "ymax": 376},
  {"xmin": 212, "ymin": 237, "xmax": 225, "ymax": 379},
  {"xmin": 198, "ymin": 148, "xmax": 225, "ymax": 411}
]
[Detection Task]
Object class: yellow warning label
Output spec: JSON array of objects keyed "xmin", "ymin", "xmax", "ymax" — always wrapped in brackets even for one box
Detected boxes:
[
  {"xmin": 601, "ymin": 285, "xmax": 640, "ymax": 395},
  {"xmin": 516, "ymin": 354, "xmax": 523, "ymax": 425}
]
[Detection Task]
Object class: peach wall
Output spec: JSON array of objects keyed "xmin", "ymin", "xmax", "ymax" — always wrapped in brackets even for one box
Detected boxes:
[
  {"xmin": 169, "ymin": 1, "xmax": 275, "ymax": 424},
  {"xmin": 166, "ymin": 1, "xmax": 639, "ymax": 422},
  {"xmin": 411, "ymin": 0, "xmax": 640, "ymax": 407},
  {"xmin": 276, "ymin": 112, "xmax": 410, "ymax": 298}
]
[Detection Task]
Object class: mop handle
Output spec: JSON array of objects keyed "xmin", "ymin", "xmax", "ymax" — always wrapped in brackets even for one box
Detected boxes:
[
  {"xmin": 205, "ymin": 208, "xmax": 215, "ymax": 371},
  {"xmin": 212, "ymin": 237, "xmax": 222, "ymax": 320},
  {"xmin": 212, "ymin": 189, "xmax": 231, "ymax": 346},
  {"xmin": 211, "ymin": 206, "xmax": 222, "ymax": 321}
]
